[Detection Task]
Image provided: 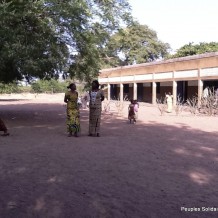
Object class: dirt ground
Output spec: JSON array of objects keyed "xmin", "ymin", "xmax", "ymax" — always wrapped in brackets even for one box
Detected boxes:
[{"xmin": 0, "ymin": 93, "xmax": 218, "ymax": 218}]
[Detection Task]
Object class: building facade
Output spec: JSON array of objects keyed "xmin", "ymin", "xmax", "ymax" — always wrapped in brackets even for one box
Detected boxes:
[{"xmin": 98, "ymin": 52, "xmax": 218, "ymax": 105}]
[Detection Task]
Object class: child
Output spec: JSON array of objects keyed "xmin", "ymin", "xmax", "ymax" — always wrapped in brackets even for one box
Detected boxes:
[
  {"xmin": 0, "ymin": 118, "xmax": 10, "ymax": 136},
  {"xmin": 128, "ymin": 100, "xmax": 136, "ymax": 124},
  {"xmin": 82, "ymin": 92, "xmax": 90, "ymax": 109},
  {"xmin": 134, "ymin": 100, "xmax": 139, "ymax": 121},
  {"xmin": 77, "ymin": 96, "xmax": 82, "ymax": 109}
]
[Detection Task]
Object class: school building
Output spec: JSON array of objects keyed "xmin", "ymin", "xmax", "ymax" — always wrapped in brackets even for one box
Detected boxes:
[{"xmin": 98, "ymin": 52, "xmax": 218, "ymax": 105}]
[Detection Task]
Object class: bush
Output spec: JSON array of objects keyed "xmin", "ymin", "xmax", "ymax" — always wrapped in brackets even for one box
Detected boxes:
[
  {"xmin": 156, "ymin": 97, "xmax": 167, "ymax": 116},
  {"xmin": 18, "ymin": 86, "xmax": 31, "ymax": 93},
  {"xmin": 186, "ymin": 88, "xmax": 218, "ymax": 116},
  {"xmin": 0, "ymin": 79, "xmax": 83, "ymax": 94},
  {"xmin": 0, "ymin": 82, "xmax": 20, "ymax": 94},
  {"xmin": 31, "ymin": 82, "xmax": 41, "ymax": 93},
  {"xmin": 31, "ymin": 79, "xmax": 68, "ymax": 93}
]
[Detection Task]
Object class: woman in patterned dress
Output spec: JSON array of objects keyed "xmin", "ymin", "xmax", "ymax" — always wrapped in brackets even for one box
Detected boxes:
[
  {"xmin": 64, "ymin": 83, "xmax": 80, "ymax": 137},
  {"xmin": 88, "ymin": 80, "xmax": 104, "ymax": 137},
  {"xmin": 0, "ymin": 118, "xmax": 9, "ymax": 136}
]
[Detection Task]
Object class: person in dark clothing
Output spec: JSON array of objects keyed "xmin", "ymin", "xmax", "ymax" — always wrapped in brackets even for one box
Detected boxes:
[{"xmin": 0, "ymin": 118, "xmax": 9, "ymax": 136}]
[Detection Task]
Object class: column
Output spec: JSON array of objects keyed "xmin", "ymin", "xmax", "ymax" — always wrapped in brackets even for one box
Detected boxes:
[
  {"xmin": 120, "ymin": 83, "xmax": 123, "ymax": 101},
  {"xmin": 107, "ymin": 83, "xmax": 110, "ymax": 101},
  {"xmin": 133, "ymin": 83, "xmax": 137, "ymax": 100},
  {"xmin": 152, "ymin": 82, "xmax": 156, "ymax": 104},
  {"xmin": 173, "ymin": 81, "xmax": 177, "ymax": 106}
]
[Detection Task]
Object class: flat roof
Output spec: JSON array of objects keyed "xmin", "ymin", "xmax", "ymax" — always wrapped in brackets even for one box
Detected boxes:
[{"xmin": 100, "ymin": 52, "xmax": 218, "ymax": 74}]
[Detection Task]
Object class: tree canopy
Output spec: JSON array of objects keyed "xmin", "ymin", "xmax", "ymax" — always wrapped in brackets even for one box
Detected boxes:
[
  {"xmin": 0, "ymin": 0, "xmax": 132, "ymax": 83},
  {"xmin": 167, "ymin": 42, "xmax": 218, "ymax": 59},
  {"xmin": 100, "ymin": 22, "xmax": 170, "ymax": 68}
]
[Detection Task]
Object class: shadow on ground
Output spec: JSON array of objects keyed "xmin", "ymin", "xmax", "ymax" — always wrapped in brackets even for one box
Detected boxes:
[{"xmin": 0, "ymin": 102, "xmax": 218, "ymax": 218}]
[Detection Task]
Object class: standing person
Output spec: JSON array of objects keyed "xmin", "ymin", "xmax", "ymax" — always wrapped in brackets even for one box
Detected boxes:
[
  {"xmin": 64, "ymin": 83, "xmax": 80, "ymax": 137},
  {"xmin": 81, "ymin": 96, "xmax": 86, "ymax": 109},
  {"xmin": 203, "ymin": 87, "xmax": 209, "ymax": 98},
  {"xmin": 134, "ymin": 100, "xmax": 139, "ymax": 121},
  {"xmin": 77, "ymin": 96, "xmax": 82, "ymax": 109},
  {"xmin": 128, "ymin": 100, "xmax": 136, "ymax": 124},
  {"xmin": 0, "ymin": 118, "xmax": 9, "ymax": 136},
  {"xmin": 82, "ymin": 91, "xmax": 89, "ymax": 109},
  {"xmin": 166, "ymin": 92, "xmax": 173, "ymax": 113},
  {"xmin": 215, "ymin": 88, "xmax": 218, "ymax": 104},
  {"xmin": 213, "ymin": 88, "xmax": 218, "ymax": 105},
  {"xmin": 88, "ymin": 80, "xmax": 104, "ymax": 137}
]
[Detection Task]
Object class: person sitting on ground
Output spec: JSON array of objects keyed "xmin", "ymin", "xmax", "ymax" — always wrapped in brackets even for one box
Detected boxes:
[
  {"xmin": 128, "ymin": 100, "xmax": 136, "ymax": 124},
  {"xmin": 0, "ymin": 118, "xmax": 10, "ymax": 136}
]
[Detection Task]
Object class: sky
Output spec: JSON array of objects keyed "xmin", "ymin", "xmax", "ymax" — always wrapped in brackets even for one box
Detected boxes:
[{"xmin": 128, "ymin": 0, "xmax": 218, "ymax": 53}]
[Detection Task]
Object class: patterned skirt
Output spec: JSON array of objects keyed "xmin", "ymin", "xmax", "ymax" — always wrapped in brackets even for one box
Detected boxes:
[
  {"xmin": 89, "ymin": 106, "xmax": 102, "ymax": 135},
  {"xmin": 67, "ymin": 108, "xmax": 80, "ymax": 133}
]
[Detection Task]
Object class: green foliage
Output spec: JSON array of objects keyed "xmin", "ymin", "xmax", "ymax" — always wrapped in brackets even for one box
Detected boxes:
[
  {"xmin": 0, "ymin": 82, "xmax": 31, "ymax": 93},
  {"xmin": 0, "ymin": 0, "xmax": 132, "ymax": 83},
  {"xmin": 19, "ymin": 86, "xmax": 31, "ymax": 93},
  {"xmin": 31, "ymin": 79, "xmax": 68, "ymax": 93},
  {"xmin": 0, "ymin": 79, "xmax": 67, "ymax": 94},
  {"xmin": 0, "ymin": 82, "xmax": 20, "ymax": 94},
  {"xmin": 31, "ymin": 82, "xmax": 41, "ymax": 93},
  {"xmin": 167, "ymin": 42, "xmax": 218, "ymax": 59},
  {"xmin": 101, "ymin": 21, "xmax": 170, "ymax": 67}
]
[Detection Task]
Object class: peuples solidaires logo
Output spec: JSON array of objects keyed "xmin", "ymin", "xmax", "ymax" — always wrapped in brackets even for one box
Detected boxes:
[{"xmin": 181, "ymin": 207, "xmax": 218, "ymax": 212}]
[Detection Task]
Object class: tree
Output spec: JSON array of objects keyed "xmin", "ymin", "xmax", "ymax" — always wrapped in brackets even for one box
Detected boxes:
[
  {"xmin": 167, "ymin": 42, "xmax": 218, "ymax": 59},
  {"xmin": 100, "ymin": 22, "xmax": 170, "ymax": 68},
  {"xmin": 0, "ymin": 0, "xmax": 132, "ymax": 83}
]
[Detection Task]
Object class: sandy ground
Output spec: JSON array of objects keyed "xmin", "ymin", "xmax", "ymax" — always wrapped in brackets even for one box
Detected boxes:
[{"xmin": 0, "ymin": 93, "xmax": 218, "ymax": 218}]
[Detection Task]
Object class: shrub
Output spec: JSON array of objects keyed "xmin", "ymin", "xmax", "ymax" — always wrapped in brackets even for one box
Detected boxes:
[
  {"xmin": 31, "ymin": 79, "xmax": 68, "ymax": 93},
  {"xmin": 156, "ymin": 97, "xmax": 167, "ymax": 116},
  {"xmin": 0, "ymin": 82, "xmax": 20, "ymax": 94}
]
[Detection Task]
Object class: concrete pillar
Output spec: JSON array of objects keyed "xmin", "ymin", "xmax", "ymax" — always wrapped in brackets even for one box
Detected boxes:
[
  {"xmin": 107, "ymin": 83, "xmax": 110, "ymax": 101},
  {"xmin": 198, "ymin": 79, "xmax": 203, "ymax": 106},
  {"xmin": 152, "ymin": 82, "xmax": 156, "ymax": 104},
  {"xmin": 120, "ymin": 83, "xmax": 123, "ymax": 101},
  {"xmin": 173, "ymin": 81, "xmax": 177, "ymax": 106},
  {"xmin": 133, "ymin": 83, "xmax": 137, "ymax": 100}
]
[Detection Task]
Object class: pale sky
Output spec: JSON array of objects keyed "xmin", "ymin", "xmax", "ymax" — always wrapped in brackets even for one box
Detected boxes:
[{"xmin": 128, "ymin": 0, "xmax": 218, "ymax": 53}]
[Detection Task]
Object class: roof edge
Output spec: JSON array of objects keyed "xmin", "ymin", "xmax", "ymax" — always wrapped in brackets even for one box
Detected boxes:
[{"xmin": 100, "ymin": 52, "xmax": 218, "ymax": 73}]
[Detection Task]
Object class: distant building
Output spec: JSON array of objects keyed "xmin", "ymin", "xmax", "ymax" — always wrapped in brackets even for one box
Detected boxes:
[{"xmin": 98, "ymin": 52, "xmax": 218, "ymax": 105}]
